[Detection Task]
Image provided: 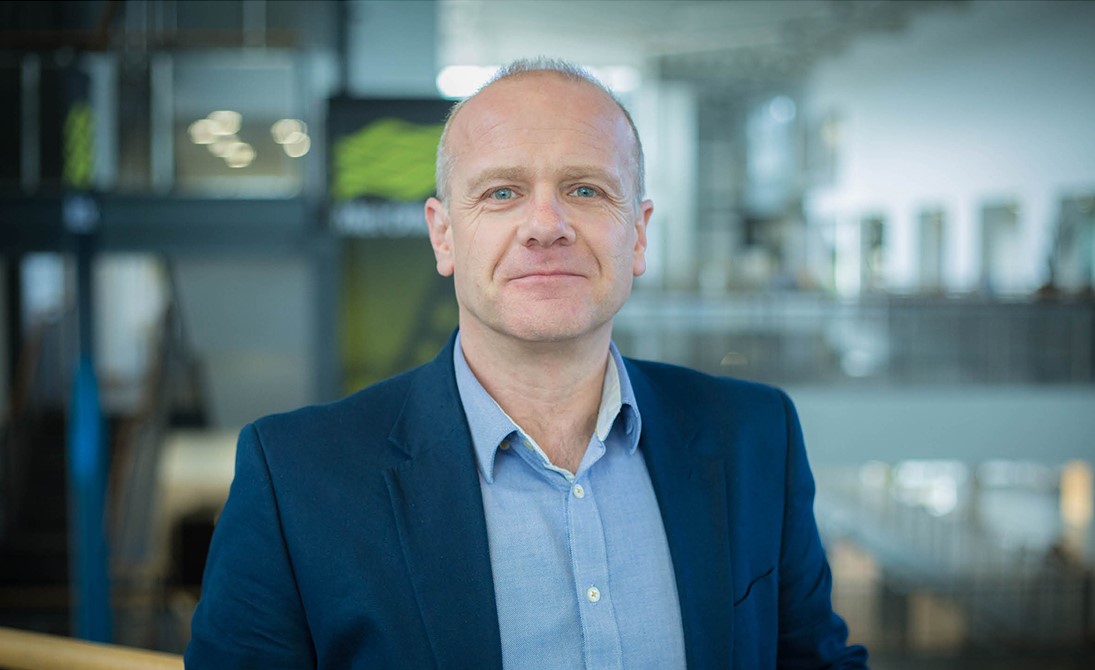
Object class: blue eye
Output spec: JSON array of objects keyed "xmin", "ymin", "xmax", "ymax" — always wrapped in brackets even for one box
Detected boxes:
[
  {"xmin": 490, "ymin": 188, "xmax": 515, "ymax": 200},
  {"xmin": 572, "ymin": 186, "xmax": 598, "ymax": 198}
]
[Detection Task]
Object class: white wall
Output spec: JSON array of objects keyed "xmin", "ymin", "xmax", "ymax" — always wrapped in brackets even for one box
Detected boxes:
[{"xmin": 805, "ymin": 1, "xmax": 1095, "ymax": 293}]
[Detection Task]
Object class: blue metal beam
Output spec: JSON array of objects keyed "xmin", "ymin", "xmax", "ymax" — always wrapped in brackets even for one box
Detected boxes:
[{"xmin": 67, "ymin": 199, "xmax": 112, "ymax": 642}]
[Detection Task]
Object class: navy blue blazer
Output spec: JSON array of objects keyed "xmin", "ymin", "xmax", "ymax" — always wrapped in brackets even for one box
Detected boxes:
[{"xmin": 186, "ymin": 335, "xmax": 867, "ymax": 668}]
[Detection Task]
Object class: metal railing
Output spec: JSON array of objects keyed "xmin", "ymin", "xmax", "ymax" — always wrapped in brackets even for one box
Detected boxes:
[{"xmin": 615, "ymin": 293, "xmax": 1095, "ymax": 386}]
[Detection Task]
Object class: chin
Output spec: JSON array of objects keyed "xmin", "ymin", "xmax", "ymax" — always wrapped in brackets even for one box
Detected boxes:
[
  {"xmin": 499, "ymin": 312, "xmax": 609, "ymax": 344},
  {"xmin": 460, "ymin": 295, "xmax": 620, "ymax": 345}
]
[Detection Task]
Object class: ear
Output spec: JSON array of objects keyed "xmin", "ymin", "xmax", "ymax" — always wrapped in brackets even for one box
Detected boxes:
[
  {"xmin": 632, "ymin": 198, "xmax": 653, "ymax": 277},
  {"xmin": 425, "ymin": 197, "xmax": 455, "ymax": 277}
]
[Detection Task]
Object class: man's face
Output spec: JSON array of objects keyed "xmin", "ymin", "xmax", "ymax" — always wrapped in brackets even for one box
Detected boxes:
[{"xmin": 425, "ymin": 73, "xmax": 653, "ymax": 347}]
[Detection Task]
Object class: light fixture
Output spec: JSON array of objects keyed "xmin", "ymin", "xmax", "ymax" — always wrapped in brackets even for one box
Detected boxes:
[
  {"xmin": 208, "ymin": 136, "xmax": 239, "ymax": 158},
  {"xmin": 271, "ymin": 118, "xmax": 307, "ymax": 144},
  {"xmin": 281, "ymin": 130, "xmax": 306, "ymax": 146},
  {"xmin": 188, "ymin": 118, "xmax": 217, "ymax": 144},
  {"xmin": 283, "ymin": 134, "xmax": 311, "ymax": 158},
  {"xmin": 436, "ymin": 65, "xmax": 498, "ymax": 99},
  {"xmin": 271, "ymin": 118, "xmax": 310, "ymax": 158},
  {"xmin": 189, "ymin": 110, "xmax": 261, "ymax": 168},
  {"xmin": 589, "ymin": 66, "xmax": 641, "ymax": 94},
  {"xmin": 225, "ymin": 142, "xmax": 256, "ymax": 168},
  {"xmin": 208, "ymin": 110, "xmax": 242, "ymax": 135}
]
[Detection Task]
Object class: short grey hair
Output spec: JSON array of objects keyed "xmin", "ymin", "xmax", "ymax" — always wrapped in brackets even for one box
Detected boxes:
[{"xmin": 434, "ymin": 57, "xmax": 645, "ymax": 204}]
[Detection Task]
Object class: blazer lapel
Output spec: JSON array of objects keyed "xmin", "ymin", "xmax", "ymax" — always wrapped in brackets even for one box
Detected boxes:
[
  {"xmin": 627, "ymin": 360, "xmax": 735, "ymax": 668},
  {"xmin": 384, "ymin": 337, "xmax": 503, "ymax": 668}
]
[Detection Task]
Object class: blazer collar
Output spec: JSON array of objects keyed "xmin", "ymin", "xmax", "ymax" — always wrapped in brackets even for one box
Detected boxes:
[
  {"xmin": 381, "ymin": 336, "xmax": 735, "ymax": 667},
  {"xmin": 627, "ymin": 359, "xmax": 735, "ymax": 668},
  {"xmin": 384, "ymin": 333, "xmax": 503, "ymax": 667}
]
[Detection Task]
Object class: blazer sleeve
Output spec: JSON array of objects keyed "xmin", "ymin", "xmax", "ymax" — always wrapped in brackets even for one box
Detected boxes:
[
  {"xmin": 776, "ymin": 391, "xmax": 869, "ymax": 669},
  {"xmin": 185, "ymin": 423, "xmax": 317, "ymax": 669}
]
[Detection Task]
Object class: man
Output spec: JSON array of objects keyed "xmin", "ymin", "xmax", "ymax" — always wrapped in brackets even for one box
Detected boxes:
[{"xmin": 186, "ymin": 59, "xmax": 867, "ymax": 669}]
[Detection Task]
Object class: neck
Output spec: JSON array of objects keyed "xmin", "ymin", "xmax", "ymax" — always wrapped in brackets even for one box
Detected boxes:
[{"xmin": 459, "ymin": 322, "xmax": 612, "ymax": 474}]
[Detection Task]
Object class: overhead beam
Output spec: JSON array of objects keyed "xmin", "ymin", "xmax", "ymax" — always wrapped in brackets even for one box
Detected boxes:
[{"xmin": 0, "ymin": 196, "xmax": 320, "ymax": 257}]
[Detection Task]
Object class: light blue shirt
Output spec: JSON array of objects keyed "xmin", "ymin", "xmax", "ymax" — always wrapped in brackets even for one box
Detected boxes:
[{"xmin": 453, "ymin": 334, "xmax": 687, "ymax": 670}]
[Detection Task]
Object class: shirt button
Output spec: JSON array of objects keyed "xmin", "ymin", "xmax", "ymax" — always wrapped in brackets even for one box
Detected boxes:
[
  {"xmin": 499, "ymin": 441, "xmax": 510, "ymax": 450},
  {"xmin": 586, "ymin": 586, "xmax": 601, "ymax": 603},
  {"xmin": 572, "ymin": 484, "xmax": 586, "ymax": 499}
]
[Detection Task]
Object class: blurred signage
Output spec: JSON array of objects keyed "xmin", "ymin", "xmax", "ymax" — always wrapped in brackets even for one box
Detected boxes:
[
  {"xmin": 0, "ymin": 60, "xmax": 92, "ymax": 191},
  {"xmin": 326, "ymin": 97, "xmax": 451, "ymax": 237},
  {"xmin": 327, "ymin": 97, "xmax": 459, "ymax": 390}
]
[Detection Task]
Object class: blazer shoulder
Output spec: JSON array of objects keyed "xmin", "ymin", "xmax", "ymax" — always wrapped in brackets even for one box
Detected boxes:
[
  {"xmin": 623, "ymin": 357, "xmax": 802, "ymax": 463},
  {"xmin": 244, "ymin": 363, "xmax": 429, "ymax": 470},
  {"xmin": 256, "ymin": 367, "xmax": 415, "ymax": 431},
  {"xmin": 624, "ymin": 356, "xmax": 791, "ymax": 411}
]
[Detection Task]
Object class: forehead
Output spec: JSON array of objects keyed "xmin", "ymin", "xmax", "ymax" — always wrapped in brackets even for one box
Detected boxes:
[{"xmin": 446, "ymin": 73, "xmax": 635, "ymax": 183}]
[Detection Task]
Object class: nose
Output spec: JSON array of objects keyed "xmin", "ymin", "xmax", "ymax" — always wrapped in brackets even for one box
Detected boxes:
[{"xmin": 518, "ymin": 191, "xmax": 576, "ymax": 248}]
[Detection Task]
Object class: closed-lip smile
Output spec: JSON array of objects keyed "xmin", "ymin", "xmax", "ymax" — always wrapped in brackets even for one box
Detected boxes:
[{"xmin": 509, "ymin": 270, "xmax": 585, "ymax": 281}]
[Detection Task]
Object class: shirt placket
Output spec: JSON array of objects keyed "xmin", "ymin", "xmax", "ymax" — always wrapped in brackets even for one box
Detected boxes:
[{"xmin": 566, "ymin": 436, "xmax": 623, "ymax": 670}]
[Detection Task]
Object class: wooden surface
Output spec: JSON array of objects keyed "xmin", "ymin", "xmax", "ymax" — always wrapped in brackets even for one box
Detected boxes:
[{"xmin": 0, "ymin": 627, "xmax": 183, "ymax": 670}]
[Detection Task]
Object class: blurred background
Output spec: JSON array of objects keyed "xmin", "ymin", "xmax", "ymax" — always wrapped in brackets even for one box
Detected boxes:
[{"xmin": 0, "ymin": 1, "xmax": 1093, "ymax": 667}]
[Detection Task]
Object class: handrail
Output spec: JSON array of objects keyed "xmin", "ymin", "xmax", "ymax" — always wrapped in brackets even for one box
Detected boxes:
[{"xmin": 0, "ymin": 626, "xmax": 183, "ymax": 670}]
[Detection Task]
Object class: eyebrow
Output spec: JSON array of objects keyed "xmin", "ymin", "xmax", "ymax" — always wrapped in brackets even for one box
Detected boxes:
[
  {"xmin": 559, "ymin": 166, "xmax": 624, "ymax": 189},
  {"xmin": 465, "ymin": 168, "xmax": 528, "ymax": 195}
]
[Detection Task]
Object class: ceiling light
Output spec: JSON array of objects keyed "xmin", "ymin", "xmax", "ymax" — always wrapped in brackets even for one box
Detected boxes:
[
  {"xmin": 436, "ymin": 65, "xmax": 498, "ymax": 99},
  {"xmin": 271, "ymin": 119, "xmax": 306, "ymax": 144},
  {"xmin": 590, "ymin": 66, "xmax": 641, "ymax": 94},
  {"xmin": 283, "ymin": 134, "xmax": 310, "ymax": 158},
  {"xmin": 281, "ymin": 130, "xmax": 306, "ymax": 145},
  {"xmin": 225, "ymin": 143, "xmax": 255, "ymax": 168},
  {"xmin": 188, "ymin": 118, "xmax": 217, "ymax": 144},
  {"xmin": 208, "ymin": 110, "xmax": 242, "ymax": 135},
  {"xmin": 209, "ymin": 136, "xmax": 240, "ymax": 158}
]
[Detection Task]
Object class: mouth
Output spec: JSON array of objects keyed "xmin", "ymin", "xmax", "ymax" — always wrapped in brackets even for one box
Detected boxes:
[{"xmin": 508, "ymin": 271, "xmax": 586, "ymax": 282}]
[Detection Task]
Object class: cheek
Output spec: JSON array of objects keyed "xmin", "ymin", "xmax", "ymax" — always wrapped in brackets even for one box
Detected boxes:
[
  {"xmin": 604, "ymin": 215, "xmax": 639, "ymax": 262},
  {"xmin": 454, "ymin": 221, "xmax": 502, "ymax": 282}
]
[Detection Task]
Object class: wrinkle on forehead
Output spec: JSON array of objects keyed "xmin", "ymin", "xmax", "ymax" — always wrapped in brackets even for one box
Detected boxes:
[{"xmin": 447, "ymin": 73, "xmax": 638, "ymax": 179}]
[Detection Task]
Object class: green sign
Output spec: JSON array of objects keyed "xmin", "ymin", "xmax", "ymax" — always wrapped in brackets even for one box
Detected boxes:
[{"xmin": 331, "ymin": 117, "xmax": 443, "ymax": 201}]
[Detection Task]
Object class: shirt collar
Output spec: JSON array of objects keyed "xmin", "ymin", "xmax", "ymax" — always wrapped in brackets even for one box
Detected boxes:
[{"xmin": 453, "ymin": 332, "xmax": 642, "ymax": 484}]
